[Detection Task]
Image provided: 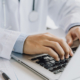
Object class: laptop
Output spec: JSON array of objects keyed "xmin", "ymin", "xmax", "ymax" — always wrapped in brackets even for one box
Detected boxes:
[
  {"xmin": 59, "ymin": 44, "xmax": 80, "ymax": 80},
  {"xmin": 11, "ymin": 39, "xmax": 80, "ymax": 80}
]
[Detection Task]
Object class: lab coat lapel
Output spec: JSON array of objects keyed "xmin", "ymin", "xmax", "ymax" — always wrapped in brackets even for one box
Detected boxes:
[
  {"xmin": 20, "ymin": 0, "xmax": 32, "ymax": 33},
  {"xmin": 0, "ymin": 0, "xmax": 4, "ymax": 29},
  {"xmin": 5, "ymin": 0, "xmax": 19, "ymax": 30}
]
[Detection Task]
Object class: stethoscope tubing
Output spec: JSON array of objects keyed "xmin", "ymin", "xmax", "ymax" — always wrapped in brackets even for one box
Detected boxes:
[
  {"xmin": 33, "ymin": 0, "xmax": 35, "ymax": 11},
  {"xmin": 2, "ymin": 0, "xmax": 38, "ymax": 25}
]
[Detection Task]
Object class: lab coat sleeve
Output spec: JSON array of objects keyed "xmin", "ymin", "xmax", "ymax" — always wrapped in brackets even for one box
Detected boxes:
[
  {"xmin": 0, "ymin": 28, "xmax": 20, "ymax": 59},
  {"xmin": 13, "ymin": 34, "xmax": 28, "ymax": 54},
  {"xmin": 48, "ymin": 0, "xmax": 80, "ymax": 33}
]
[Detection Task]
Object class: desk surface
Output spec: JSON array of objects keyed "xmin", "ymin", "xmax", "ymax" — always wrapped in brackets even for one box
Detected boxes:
[
  {"xmin": 10, "ymin": 28, "xmax": 65, "ymax": 80},
  {"xmin": 10, "ymin": 59, "xmax": 43, "ymax": 80}
]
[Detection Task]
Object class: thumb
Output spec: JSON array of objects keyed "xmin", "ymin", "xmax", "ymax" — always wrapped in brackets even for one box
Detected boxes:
[{"xmin": 66, "ymin": 33, "xmax": 73, "ymax": 46}]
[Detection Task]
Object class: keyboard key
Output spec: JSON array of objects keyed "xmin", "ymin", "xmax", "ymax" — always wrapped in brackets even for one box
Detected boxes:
[
  {"xmin": 54, "ymin": 70, "xmax": 60, "ymax": 74},
  {"xmin": 44, "ymin": 59, "xmax": 50, "ymax": 62},
  {"xmin": 38, "ymin": 57, "xmax": 43, "ymax": 60},
  {"xmin": 55, "ymin": 61, "xmax": 60, "ymax": 65},
  {"xmin": 50, "ymin": 60, "xmax": 55, "ymax": 65},
  {"xmin": 31, "ymin": 58, "xmax": 38, "ymax": 61},
  {"xmin": 44, "ymin": 62, "xmax": 53, "ymax": 69},
  {"xmin": 46, "ymin": 62, "xmax": 53, "ymax": 66},
  {"xmin": 62, "ymin": 63, "xmax": 67, "ymax": 67},
  {"xmin": 36, "ymin": 61, "xmax": 45, "ymax": 67},
  {"xmin": 49, "ymin": 57, "xmax": 54, "ymax": 61},
  {"xmin": 40, "ymin": 63, "xmax": 45, "ymax": 66},
  {"xmin": 44, "ymin": 65, "xmax": 49, "ymax": 69},
  {"xmin": 57, "ymin": 65, "xmax": 62, "ymax": 69},
  {"xmin": 47, "ymin": 55, "xmax": 54, "ymax": 60},
  {"xmin": 59, "ymin": 68, "xmax": 64, "ymax": 72},
  {"xmin": 65, "ymin": 58, "xmax": 69, "ymax": 63},
  {"xmin": 43, "ymin": 56, "xmax": 50, "ymax": 62},
  {"xmin": 60, "ymin": 60, "xmax": 65, "ymax": 64},
  {"xmin": 43, "ymin": 56, "xmax": 49, "ymax": 59},
  {"xmin": 53, "ymin": 67, "xmax": 58, "ymax": 72},
  {"xmin": 49, "ymin": 67, "xmax": 54, "ymax": 72}
]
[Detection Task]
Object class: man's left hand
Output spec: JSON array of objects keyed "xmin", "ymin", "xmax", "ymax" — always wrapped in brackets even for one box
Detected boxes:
[{"xmin": 66, "ymin": 26, "xmax": 80, "ymax": 46}]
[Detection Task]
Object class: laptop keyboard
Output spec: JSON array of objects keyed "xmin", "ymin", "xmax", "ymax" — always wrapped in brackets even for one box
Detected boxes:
[{"xmin": 31, "ymin": 47, "xmax": 77, "ymax": 74}]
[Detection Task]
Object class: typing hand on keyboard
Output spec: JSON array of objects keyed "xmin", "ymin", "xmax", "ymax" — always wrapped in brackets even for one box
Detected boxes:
[
  {"xmin": 31, "ymin": 47, "xmax": 77, "ymax": 74},
  {"xmin": 23, "ymin": 33, "xmax": 73, "ymax": 61}
]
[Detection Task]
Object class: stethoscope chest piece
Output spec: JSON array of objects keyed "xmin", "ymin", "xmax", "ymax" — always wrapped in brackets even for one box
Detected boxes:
[{"xmin": 29, "ymin": 11, "xmax": 38, "ymax": 22}]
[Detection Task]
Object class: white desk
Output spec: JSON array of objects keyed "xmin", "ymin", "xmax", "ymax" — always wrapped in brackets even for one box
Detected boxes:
[
  {"xmin": 10, "ymin": 59, "xmax": 43, "ymax": 80},
  {"xmin": 10, "ymin": 28, "xmax": 65, "ymax": 80}
]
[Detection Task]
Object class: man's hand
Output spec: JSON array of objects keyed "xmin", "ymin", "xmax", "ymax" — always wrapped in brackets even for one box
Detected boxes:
[
  {"xmin": 23, "ymin": 33, "xmax": 73, "ymax": 61},
  {"xmin": 66, "ymin": 26, "xmax": 80, "ymax": 46}
]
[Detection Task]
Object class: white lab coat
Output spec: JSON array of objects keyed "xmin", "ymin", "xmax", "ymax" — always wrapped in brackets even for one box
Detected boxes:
[{"xmin": 0, "ymin": 0, "xmax": 80, "ymax": 59}]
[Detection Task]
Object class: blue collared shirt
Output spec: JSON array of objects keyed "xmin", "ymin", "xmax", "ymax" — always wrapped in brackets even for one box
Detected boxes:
[{"xmin": 13, "ymin": 34, "xmax": 28, "ymax": 53}]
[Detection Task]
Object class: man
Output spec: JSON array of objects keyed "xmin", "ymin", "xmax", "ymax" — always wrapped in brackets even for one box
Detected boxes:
[{"xmin": 0, "ymin": 0, "xmax": 80, "ymax": 61}]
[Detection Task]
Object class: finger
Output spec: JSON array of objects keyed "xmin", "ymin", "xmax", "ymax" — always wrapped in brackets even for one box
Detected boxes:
[
  {"xmin": 43, "ymin": 41, "xmax": 65, "ymax": 60},
  {"xmin": 43, "ymin": 33, "xmax": 72, "ymax": 58},
  {"xmin": 42, "ymin": 47, "xmax": 60, "ymax": 61},
  {"xmin": 44, "ymin": 33, "xmax": 60, "ymax": 42},
  {"xmin": 75, "ymin": 28, "xmax": 80, "ymax": 40},
  {"xmin": 69, "ymin": 47, "xmax": 74, "ymax": 57},
  {"xmin": 66, "ymin": 33, "xmax": 73, "ymax": 46},
  {"xmin": 59, "ymin": 39, "xmax": 71, "ymax": 58}
]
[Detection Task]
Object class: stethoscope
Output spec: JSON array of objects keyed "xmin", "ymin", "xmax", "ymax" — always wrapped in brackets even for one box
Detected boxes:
[
  {"xmin": 2, "ymin": 0, "xmax": 39, "ymax": 28},
  {"xmin": 29, "ymin": 0, "xmax": 39, "ymax": 22}
]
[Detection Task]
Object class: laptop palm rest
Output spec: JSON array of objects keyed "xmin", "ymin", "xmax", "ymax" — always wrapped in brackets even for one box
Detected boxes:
[{"xmin": 59, "ymin": 46, "xmax": 80, "ymax": 80}]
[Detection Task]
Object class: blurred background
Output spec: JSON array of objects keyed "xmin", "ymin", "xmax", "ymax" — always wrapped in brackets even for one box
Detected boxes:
[{"xmin": 46, "ymin": 16, "xmax": 58, "ymax": 29}]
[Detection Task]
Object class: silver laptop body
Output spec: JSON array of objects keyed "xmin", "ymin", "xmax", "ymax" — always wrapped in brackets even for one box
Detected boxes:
[{"xmin": 11, "ymin": 40, "xmax": 80, "ymax": 80}]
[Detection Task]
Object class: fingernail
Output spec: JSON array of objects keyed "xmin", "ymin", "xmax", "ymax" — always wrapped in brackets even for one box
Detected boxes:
[
  {"xmin": 71, "ymin": 51, "xmax": 74, "ymax": 56},
  {"xmin": 68, "ymin": 40, "xmax": 71, "ymax": 44}
]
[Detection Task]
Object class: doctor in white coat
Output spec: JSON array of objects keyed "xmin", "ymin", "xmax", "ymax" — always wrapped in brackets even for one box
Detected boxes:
[{"xmin": 0, "ymin": 0, "xmax": 80, "ymax": 61}]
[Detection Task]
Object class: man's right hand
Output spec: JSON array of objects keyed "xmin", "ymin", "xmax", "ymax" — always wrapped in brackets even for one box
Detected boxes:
[{"xmin": 23, "ymin": 33, "xmax": 73, "ymax": 61}]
